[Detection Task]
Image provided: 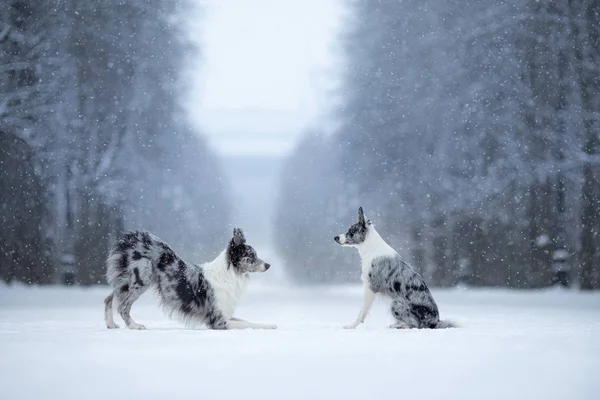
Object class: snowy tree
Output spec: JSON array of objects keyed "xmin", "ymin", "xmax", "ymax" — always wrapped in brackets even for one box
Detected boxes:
[
  {"xmin": 572, "ymin": 0, "xmax": 600, "ymax": 290},
  {"xmin": 0, "ymin": 134, "xmax": 53, "ymax": 283},
  {"xmin": 0, "ymin": 0, "xmax": 232, "ymax": 285},
  {"xmin": 0, "ymin": 0, "xmax": 58, "ymax": 283},
  {"xmin": 318, "ymin": 0, "xmax": 600, "ymax": 289}
]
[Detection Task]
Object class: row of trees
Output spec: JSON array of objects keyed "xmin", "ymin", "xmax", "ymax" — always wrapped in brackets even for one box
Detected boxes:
[
  {"xmin": 1, "ymin": 0, "xmax": 231, "ymax": 284},
  {"xmin": 276, "ymin": 0, "xmax": 600, "ymax": 289}
]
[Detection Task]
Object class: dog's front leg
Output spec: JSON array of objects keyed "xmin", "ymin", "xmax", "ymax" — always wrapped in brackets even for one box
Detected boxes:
[
  {"xmin": 344, "ymin": 285, "xmax": 376, "ymax": 329},
  {"xmin": 227, "ymin": 318, "xmax": 277, "ymax": 330}
]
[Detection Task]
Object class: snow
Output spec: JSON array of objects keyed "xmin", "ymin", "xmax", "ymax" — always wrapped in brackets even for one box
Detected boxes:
[
  {"xmin": 536, "ymin": 234, "xmax": 551, "ymax": 247},
  {"xmin": 1, "ymin": 283, "xmax": 599, "ymax": 400}
]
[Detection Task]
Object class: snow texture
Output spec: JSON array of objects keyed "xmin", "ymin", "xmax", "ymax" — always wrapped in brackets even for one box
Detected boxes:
[{"xmin": 1, "ymin": 283, "xmax": 599, "ymax": 400}]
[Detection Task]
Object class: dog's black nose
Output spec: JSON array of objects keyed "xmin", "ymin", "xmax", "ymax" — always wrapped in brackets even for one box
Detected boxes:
[
  {"xmin": 264, "ymin": 263, "xmax": 270, "ymax": 270},
  {"xmin": 334, "ymin": 236, "xmax": 339, "ymax": 242}
]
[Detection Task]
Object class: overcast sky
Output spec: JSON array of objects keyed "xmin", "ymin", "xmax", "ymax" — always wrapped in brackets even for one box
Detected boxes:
[{"xmin": 186, "ymin": 0, "xmax": 343, "ymax": 156}]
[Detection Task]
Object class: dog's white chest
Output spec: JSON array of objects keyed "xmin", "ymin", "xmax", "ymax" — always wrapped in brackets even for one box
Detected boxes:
[
  {"xmin": 357, "ymin": 241, "xmax": 397, "ymax": 283},
  {"xmin": 204, "ymin": 267, "xmax": 249, "ymax": 320},
  {"xmin": 360, "ymin": 257, "xmax": 373, "ymax": 282}
]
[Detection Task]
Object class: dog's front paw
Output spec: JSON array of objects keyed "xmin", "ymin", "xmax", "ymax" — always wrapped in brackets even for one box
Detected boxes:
[
  {"xmin": 343, "ymin": 323, "xmax": 358, "ymax": 330},
  {"xmin": 263, "ymin": 324, "xmax": 278, "ymax": 329},
  {"xmin": 127, "ymin": 323, "xmax": 147, "ymax": 330},
  {"xmin": 106, "ymin": 323, "xmax": 120, "ymax": 329}
]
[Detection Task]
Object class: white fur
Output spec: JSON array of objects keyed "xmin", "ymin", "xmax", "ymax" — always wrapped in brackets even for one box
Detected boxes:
[
  {"xmin": 105, "ymin": 302, "xmax": 119, "ymax": 329},
  {"xmin": 227, "ymin": 318, "xmax": 277, "ymax": 329},
  {"xmin": 203, "ymin": 250, "xmax": 250, "ymax": 320},
  {"xmin": 356, "ymin": 226, "xmax": 397, "ymax": 281}
]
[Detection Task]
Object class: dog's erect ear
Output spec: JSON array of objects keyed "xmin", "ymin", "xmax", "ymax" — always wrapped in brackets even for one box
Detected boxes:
[
  {"xmin": 358, "ymin": 207, "xmax": 366, "ymax": 226},
  {"xmin": 232, "ymin": 228, "xmax": 246, "ymax": 246}
]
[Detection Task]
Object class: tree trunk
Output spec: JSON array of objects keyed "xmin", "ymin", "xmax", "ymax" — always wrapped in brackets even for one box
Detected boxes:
[
  {"xmin": 431, "ymin": 216, "xmax": 450, "ymax": 287},
  {"xmin": 410, "ymin": 223, "xmax": 427, "ymax": 277},
  {"xmin": 580, "ymin": 132, "xmax": 600, "ymax": 290}
]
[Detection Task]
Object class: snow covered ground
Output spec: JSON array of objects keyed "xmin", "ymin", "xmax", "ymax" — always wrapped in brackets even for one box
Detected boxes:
[{"xmin": 1, "ymin": 282, "xmax": 599, "ymax": 400}]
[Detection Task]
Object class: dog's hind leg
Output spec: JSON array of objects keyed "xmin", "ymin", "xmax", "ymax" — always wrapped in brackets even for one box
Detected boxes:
[
  {"xmin": 115, "ymin": 283, "xmax": 149, "ymax": 330},
  {"xmin": 390, "ymin": 298, "xmax": 420, "ymax": 329},
  {"xmin": 104, "ymin": 291, "xmax": 120, "ymax": 329}
]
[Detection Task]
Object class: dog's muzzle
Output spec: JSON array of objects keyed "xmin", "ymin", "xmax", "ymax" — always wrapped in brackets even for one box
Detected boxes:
[
  {"xmin": 258, "ymin": 261, "xmax": 270, "ymax": 272},
  {"xmin": 334, "ymin": 235, "xmax": 345, "ymax": 245}
]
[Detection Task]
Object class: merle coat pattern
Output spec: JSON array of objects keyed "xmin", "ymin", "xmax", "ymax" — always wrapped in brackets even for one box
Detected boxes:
[
  {"xmin": 335, "ymin": 207, "xmax": 454, "ymax": 329},
  {"xmin": 104, "ymin": 229, "xmax": 277, "ymax": 330}
]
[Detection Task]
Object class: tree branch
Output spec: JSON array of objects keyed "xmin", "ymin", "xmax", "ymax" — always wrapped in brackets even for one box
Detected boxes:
[
  {"xmin": 94, "ymin": 125, "xmax": 127, "ymax": 184},
  {"xmin": 0, "ymin": 25, "xmax": 10, "ymax": 42}
]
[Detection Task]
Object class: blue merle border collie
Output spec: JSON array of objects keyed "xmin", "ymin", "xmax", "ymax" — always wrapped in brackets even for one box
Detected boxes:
[
  {"xmin": 104, "ymin": 228, "xmax": 277, "ymax": 330},
  {"xmin": 335, "ymin": 207, "xmax": 455, "ymax": 329}
]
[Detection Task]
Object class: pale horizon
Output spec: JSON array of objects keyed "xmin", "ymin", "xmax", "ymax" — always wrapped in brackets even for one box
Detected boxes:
[{"xmin": 185, "ymin": 0, "xmax": 343, "ymax": 157}]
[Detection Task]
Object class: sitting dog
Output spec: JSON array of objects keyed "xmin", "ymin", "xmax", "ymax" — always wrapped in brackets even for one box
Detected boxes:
[
  {"xmin": 104, "ymin": 228, "xmax": 277, "ymax": 330},
  {"xmin": 335, "ymin": 207, "xmax": 454, "ymax": 329}
]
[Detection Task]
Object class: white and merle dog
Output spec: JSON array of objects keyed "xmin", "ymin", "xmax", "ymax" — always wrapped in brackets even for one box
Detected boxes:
[
  {"xmin": 104, "ymin": 228, "xmax": 277, "ymax": 330},
  {"xmin": 335, "ymin": 207, "xmax": 454, "ymax": 329}
]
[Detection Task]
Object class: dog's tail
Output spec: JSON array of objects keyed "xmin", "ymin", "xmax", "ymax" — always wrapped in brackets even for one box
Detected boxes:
[{"xmin": 433, "ymin": 319, "xmax": 458, "ymax": 329}]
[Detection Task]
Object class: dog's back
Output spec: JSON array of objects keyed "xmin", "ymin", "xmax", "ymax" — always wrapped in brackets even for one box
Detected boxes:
[{"xmin": 106, "ymin": 231, "xmax": 163, "ymax": 288}]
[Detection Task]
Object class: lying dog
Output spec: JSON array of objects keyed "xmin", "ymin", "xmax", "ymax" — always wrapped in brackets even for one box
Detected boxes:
[
  {"xmin": 104, "ymin": 228, "xmax": 277, "ymax": 330},
  {"xmin": 335, "ymin": 207, "xmax": 454, "ymax": 329}
]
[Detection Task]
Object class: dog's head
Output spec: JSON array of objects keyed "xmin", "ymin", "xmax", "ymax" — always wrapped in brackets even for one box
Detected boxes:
[
  {"xmin": 227, "ymin": 228, "xmax": 270, "ymax": 274},
  {"xmin": 334, "ymin": 207, "xmax": 372, "ymax": 247}
]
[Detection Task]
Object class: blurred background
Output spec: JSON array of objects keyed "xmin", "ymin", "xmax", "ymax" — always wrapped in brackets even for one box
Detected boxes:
[{"xmin": 1, "ymin": 0, "xmax": 599, "ymax": 290}]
